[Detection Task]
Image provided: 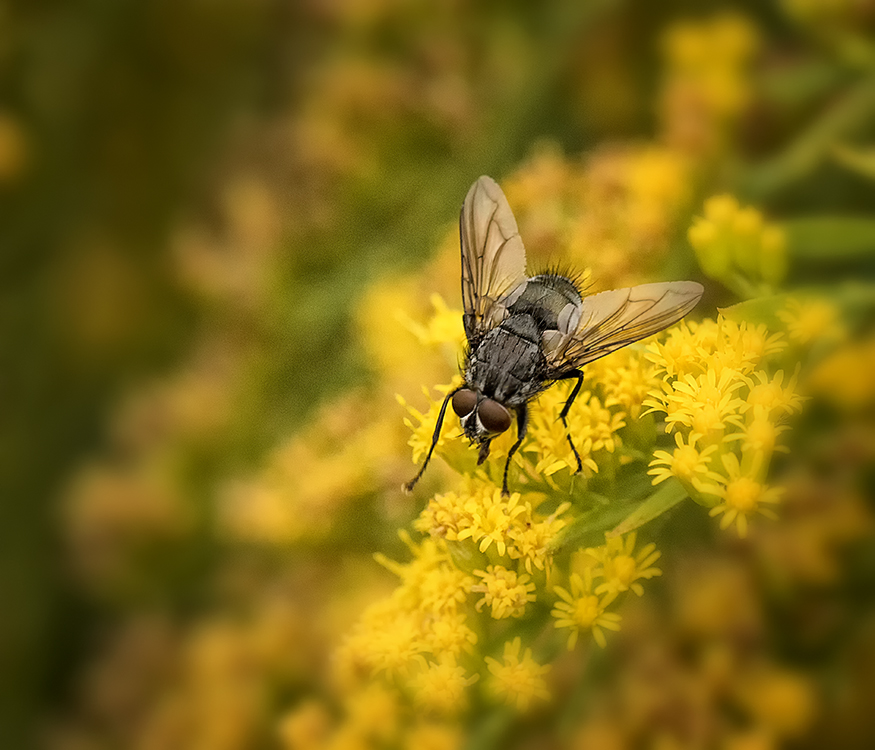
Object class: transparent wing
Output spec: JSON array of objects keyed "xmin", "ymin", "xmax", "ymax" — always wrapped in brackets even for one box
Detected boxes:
[
  {"xmin": 546, "ymin": 281, "xmax": 704, "ymax": 371},
  {"xmin": 459, "ymin": 176, "xmax": 528, "ymax": 341}
]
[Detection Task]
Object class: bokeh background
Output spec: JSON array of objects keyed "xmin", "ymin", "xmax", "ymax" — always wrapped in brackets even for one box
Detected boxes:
[{"xmin": 1, "ymin": 0, "xmax": 875, "ymax": 748}]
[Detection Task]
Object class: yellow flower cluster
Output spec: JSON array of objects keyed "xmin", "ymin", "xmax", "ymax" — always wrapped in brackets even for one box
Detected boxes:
[
  {"xmin": 524, "ymin": 382, "xmax": 626, "ymax": 480},
  {"xmin": 414, "ymin": 481, "xmax": 570, "ymax": 577},
  {"xmin": 219, "ymin": 392, "xmax": 403, "ymax": 544},
  {"xmin": 645, "ymin": 317, "xmax": 803, "ymax": 536},
  {"xmin": 553, "ymin": 532, "xmax": 662, "ymax": 649},
  {"xmin": 503, "ymin": 142, "xmax": 694, "ymax": 289},
  {"xmin": 338, "ymin": 524, "xmax": 558, "ymax": 714},
  {"xmin": 688, "ymin": 194, "xmax": 787, "ymax": 295},
  {"xmin": 659, "ymin": 13, "xmax": 760, "ymax": 155}
]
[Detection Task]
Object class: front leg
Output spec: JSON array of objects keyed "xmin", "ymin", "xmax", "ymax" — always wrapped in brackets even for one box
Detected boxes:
[
  {"xmin": 501, "ymin": 404, "xmax": 529, "ymax": 497},
  {"xmin": 555, "ymin": 369, "xmax": 584, "ymax": 474},
  {"xmin": 403, "ymin": 386, "xmax": 462, "ymax": 493}
]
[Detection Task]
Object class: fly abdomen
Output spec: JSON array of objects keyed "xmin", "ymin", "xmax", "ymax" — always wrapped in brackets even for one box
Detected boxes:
[{"xmin": 508, "ymin": 273, "xmax": 583, "ymax": 333}]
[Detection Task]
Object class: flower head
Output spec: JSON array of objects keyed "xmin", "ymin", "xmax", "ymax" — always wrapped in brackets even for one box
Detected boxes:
[
  {"xmin": 411, "ymin": 656, "xmax": 478, "ymax": 715},
  {"xmin": 484, "ymin": 637, "xmax": 550, "ymax": 711},
  {"xmin": 649, "ymin": 431, "xmax": 721, "ymax": 491},
  {"xmin": 707, "ymin": 453, "xmax": 784, "ymax": 537},
  {"xmin": 551, "ymin": 568, "xmax": 622, "ymax": 649},
  {"xmin": 472, "ymin": 565, "xmax": 536, "ymax": 619},
  {"xmin": 585, "ymin": 532, "xmax": 663, "ymax": 597}
]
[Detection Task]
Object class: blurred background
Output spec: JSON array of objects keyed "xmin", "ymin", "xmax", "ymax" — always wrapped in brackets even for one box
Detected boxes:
[{"xmin": 1, "ymin": 0, "xmax": 875, "ymax": 748}]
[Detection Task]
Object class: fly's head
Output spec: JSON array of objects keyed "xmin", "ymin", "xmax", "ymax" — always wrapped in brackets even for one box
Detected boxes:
[{"xmin": 452, "ymin": 387, "xmax": 512, "ymax": 464}]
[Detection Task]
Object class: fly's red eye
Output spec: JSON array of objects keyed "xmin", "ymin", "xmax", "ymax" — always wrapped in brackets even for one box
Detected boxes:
[
  {"xmin": 478, "ymin": 399, "xmax": 511, "ymax": 434},
  {"xmin": 452, "ymin": 388, "xmax": 477, "ymax": 418}
]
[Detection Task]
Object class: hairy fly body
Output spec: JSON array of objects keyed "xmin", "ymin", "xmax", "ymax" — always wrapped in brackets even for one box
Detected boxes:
[{"xmin": 404, "ymin": 176, "xmax": 704, "ymax": 496}]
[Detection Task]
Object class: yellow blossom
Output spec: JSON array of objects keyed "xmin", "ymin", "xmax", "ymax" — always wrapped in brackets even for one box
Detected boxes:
[
  {"xmin": 706, "ymin": 453, "xmax": 783, "ymax": 538},
  {"xmin": 586, "ymin": 346, "xmax": 661, "ymax": 418},
  {"xmin": 649, "ymin": 431, "xmax": 722, "ymax": 491},
  {"xmin": 688, "ymin": 195, "xmax": 786, "ymax": 291},
  {"xmin": 744, "ymin": 369, "xmax": 804, "ymax": 418},
  {"xmin": 726, "ymin": 409, "xmax": 790, "ymax": 456},
  {"xmin": 396, "ymin": 293, "xmax": 466, "ymax": 349},
  {"xmin": 399, "ymin": 380, "xmax": 464, "ymax": 465},
  {"xmin": 585, "ymin": 532, "xmax": 663, "ymax": 597},
  {"xmin": 472, "ymin": 565, "xmax": 536, "ymax": 619},
  {"xmin": 655, "ymin": 366, "xmax": 747, "ymax": 436},
  {"xmin": 411, "ymin": 656, "xmax": 478, "ymax": 714},
  {"xmin": 507, "ymin": 502, "xmax": 571, "ymax": 575},
  {"xmin": 277, "ymin": 700, "xmax": 332, "ymax": 750},
  {"xmin": 525, "ymin": 384, "xmax": 624, "ymax": 477},
  {"xmin": 455, "ymin": 489, "xmax": 527, "ymax": 557},
  {"xmin": 777, "ymin": 297, "xmax": 842, "ymax": 345},
  {"xmin": 484, "ymin": 637, "xmax": 551, "ymax": 711},
  {"xmin": 551, "ymin": 568, "xmax": 622, "ymax": 649},
  {"xmin": 416, "ymin": 483, "xmax": 569, "ymax": 573},
  {"xmin": 422, "ymin": 611, "xmax": 477, "ymax": 657}
]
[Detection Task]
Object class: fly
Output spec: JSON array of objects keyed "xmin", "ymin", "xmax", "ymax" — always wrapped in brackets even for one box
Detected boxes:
[{"xmin": 404, "ymin": 175, "xmax": 704, "ymax": 496}]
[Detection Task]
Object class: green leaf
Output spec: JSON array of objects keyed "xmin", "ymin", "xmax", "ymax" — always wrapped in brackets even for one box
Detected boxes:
[
  {"xmin": 832, "ymin": 143, "xmax": 875, "ymax": 181},
  {"xmin": 554, "ymin": 479, "xmax": 689, "ymax": 551},
  {"xmin": 739, "ymin": 73, "xmax": 875, "ymax": 200},
  {"xmin": 611, "ymin": 479, "xmax": 688, "ymax": 536},
  {"xmin": 719, "ymin": 294, "xmax": 792, "ymax": 329},
  {"xmin": 552, "ymin": 500, "xmax": 636, "ymax": 552},
  {"xmin": 784, "ymin": 216, "xmax": 875, "ymax": 261}
]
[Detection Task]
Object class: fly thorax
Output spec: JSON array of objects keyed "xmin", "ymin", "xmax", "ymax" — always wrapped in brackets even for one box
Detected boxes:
[{"xmin": 508, "ymin": 274, "xmax": 583, "ymax": 333}]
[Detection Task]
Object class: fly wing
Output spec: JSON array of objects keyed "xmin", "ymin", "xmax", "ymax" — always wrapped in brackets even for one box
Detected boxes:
[
  {"xmin": 545, "ymin": 281, "xmax": 704, "ymax": 371},
  {"xmin": 459, "ymin": 176, "xmax": 528, "ymax": 342}
]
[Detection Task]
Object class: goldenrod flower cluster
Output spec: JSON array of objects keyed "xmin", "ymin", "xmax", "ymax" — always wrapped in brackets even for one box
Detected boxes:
[
  {"xmin": 659, "ymin": 13, "xmax": 760, "ymax": 155},
  {"xmin": 689, "ymin": 194, "xmax": 787, "ymax": 296},
  {"xmin": 38, "ymin": 6, "xmax": 875, "ymax": 750},
  {"xmin": 644, "ymin": 316, "xmax": 803, "ymax": 536}
]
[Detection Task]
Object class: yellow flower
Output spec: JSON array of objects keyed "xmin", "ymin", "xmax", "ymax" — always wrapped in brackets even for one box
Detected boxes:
[
  {"xmin": 422, "ymin": 611, "xmax": 477, "ymax": 657},
  {"xmin": 484, "ymin": 637, "xmax": 550, "ymax": 711},
  {"xmin": 374, "ymin": 533, "xmax": 472, "ymax": 615},
  {"xmin": 726, "ymin": 409, "xmax": 790, "ymax": 456},
  {"xmin": 455, "ymin": 489, "xmax": 527, "ymax": 557},
  {"xmin": 399, "ymin": 380, "xmax": 464, "ymax": 465},
  {"xmin": 707, "ymin": 453, "xmax": 783, "ymax": 537},
  {"xmin": 472, "ymin": 565, "xmax": 536, "ymax": 619},
  {"xmin": 507, "ymin": 502, "xmax": 571, "ymax": 576},
  {"xmin": 525, "ymin": 384, "xmax": 623, "ymax": 477},
  {"xmin": 777, "ymin": 297, "xmax": 842, "ymax": 345},
  {"xmin": 277, "ymin": 700, "xmax": 331, "ymax": 750},
  {"xmin": 688, "ymin": 195, "xmax": 786, "ymax": 290},
  {"xmin": 411, "ymin": 656, "xmax": 478, "ymax": 714},
  {"xmin": 655, "ymin": 366, "xmax": 747, "ymax": 436},
  {"xmin": 648, "ymin": 431, "xmax": 721, "ymax": 491},
  {"xmin": 416, "ymin": 483, "xmax": 569, "ymax": 574},
  {"xmin": 586, "ymin": 347, "xmax": 661, "ymax": 419},
  {"xmin": 396, "ymin": 293, "xmax": 466, "ymax": 349},
  {"xmin": 745, "ymin": 369, "xmax": 804, "ymax": 418},
  {"xmin": 551, "ymin": 568, "xmax": 622, "ymax": 649},
  {"xmin": 585, "ymin": 532, "xmax": 663, "ymax": 597}
]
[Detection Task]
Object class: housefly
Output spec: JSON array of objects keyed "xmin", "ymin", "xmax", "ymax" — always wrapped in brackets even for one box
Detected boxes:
[{"xmin": 404, "ymin": 175, "xmax": 704, "ymax": 496}]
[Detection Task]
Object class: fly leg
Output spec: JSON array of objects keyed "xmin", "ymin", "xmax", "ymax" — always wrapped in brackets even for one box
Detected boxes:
[
  {"xmin": 501, "ymin": 404, "xmax": 529, "ymax": 497},
  {"xmin": 556, "ymin": 370, "xmax": 585, "ymax": 474},
  {"xmin": 403, "ymin": 386, "xmax": 462, "ymax": 493}
]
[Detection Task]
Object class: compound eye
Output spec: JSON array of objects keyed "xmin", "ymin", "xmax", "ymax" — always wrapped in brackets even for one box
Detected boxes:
[
  {"xmin": 452, "ymin": 388, "xmax": 477, "ymax": 418},
  {"xmin": 478, "ymin": 399, "xmax": 512, "ymax": 434}
]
